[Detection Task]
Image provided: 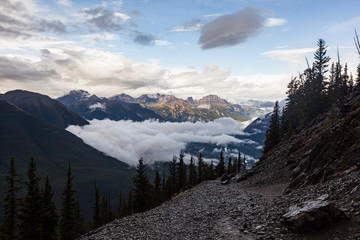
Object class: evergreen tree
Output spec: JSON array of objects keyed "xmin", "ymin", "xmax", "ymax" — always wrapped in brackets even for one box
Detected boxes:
[
  {"xmin": 100, "ymin": 195, "xmax": 109, "ymax": 224},
  {"xmin": 232, "ymin": 157, "xmax": 238, "ymax": 173},
  {"xmin": 152, "ymin": 170, "xmax": 162, "ymax": 207},
  {"xmin": 126, "ymin": 190, "xmax": 133, "ymax": 216},
  {"xmin": 237, "ymin": 152, "xmax": 242, "ymax": 172},
  {"xmin": 176, "ymin": 151, "xmax": 187, "ymax": 192},
  {"xmin": 59, "ymin": 163, "xmax": 77, "ymax": 240},
  {"xmin": 1, "ymin": 157, "xmax": 22, "ymax": 240},
  {"xmin": 133, "ymin": 158, "xmax": 152, "ymax": 213},
  {"xmin": 93, "ymin": 182, "xmax": 101, "ymax": 229},
  {"xmin": 215, "ymin": 151, "xmax": 225, "ymax": 178},
  {"xmin": 188, "ymin": 156, "xmax": 197, "ymax": 186},
  {"xmin": 117, "ymin": 191, "xmax": 125, "ymax": 218},
  {"xmin": 18, "ymin": 157, "xmax": 43, "ymax": 240},
  {"xmin": 41, "ymin": 176, "xmax": 58, "ymax": 240},
  {"xmin": 74, "ymin": 199, "xmax": 86, "ymax": 237},
  {"xmin": 227, "ymin": 157, "xmax": 233, "ymax": 174},
  {"xmin": 209, "ymin": 161, "xmax": 215, "ymax": 180},
  {"xmin": 197, "ymin": 153, "xmax": 204, "ymax": 183},
  {"xmin": 263, "ymin": 101, "xmax": 281, "ymax": 154}
]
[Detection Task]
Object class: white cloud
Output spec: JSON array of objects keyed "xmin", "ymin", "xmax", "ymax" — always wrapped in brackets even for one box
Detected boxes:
[
  {"xmin": 171, "ymin": 24, "xmax": 204, "ymax": 32},
  {"xmin": 57, "ymin": 0, "xmax": 72, "ymax": 7},
  {"xmin": 153, "ymin": 40, "xmax": 173, "ymax": 46},
  {"xmin": 263, "ymin": 48, "xmax": 316, "ymax": 63},
  {"xmin": 265, "ymin": 18, "xmax": 287, "ymax": 27},
  {"xmin": 89, "ymin": 103, "xmax": 106, "ymax": 111},
  {"xmin": 66, "ymin": 118, "xmax": 253, "ymax": 166},
  {"xmin": 328, "ymin": 16, "xmax": 360, "ymax": 33}
]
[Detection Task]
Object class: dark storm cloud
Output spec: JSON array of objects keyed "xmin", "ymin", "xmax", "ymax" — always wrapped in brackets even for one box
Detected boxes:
[
  {"xmin": 198, "ymin": 7, "xmax": 265, "ymax": 50},
  {"xmin": 133, "ymin": 31, "xmax": 156, "ymax": 45},
  {"xmin": 82, "ymin": 7, "xmax": 125, "ymax": 31}
]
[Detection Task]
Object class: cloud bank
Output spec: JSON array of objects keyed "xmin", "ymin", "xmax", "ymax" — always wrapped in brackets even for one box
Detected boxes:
[
  {"xmin": 198, "ymin": 7, "xmax": 265, "ymax": 50},
  {"xmin": 66, "ymin": 118, "xmax": 255, "ymax": 166}
]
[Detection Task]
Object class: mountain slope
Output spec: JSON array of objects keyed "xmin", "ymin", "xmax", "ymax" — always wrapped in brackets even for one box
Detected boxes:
[
  {"xmin": 0, "ymin": 100, "xmax": 135, "ymax": 219},
  {"xmin": 58, "ymin": 90, "xmax": 163, "ymax": 121},
  {"xmin": 0, "ymin": 90, "xmax": 88, "ymax": 128}
]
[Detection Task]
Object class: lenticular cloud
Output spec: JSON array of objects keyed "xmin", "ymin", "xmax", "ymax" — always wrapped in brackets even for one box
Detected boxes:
[{"xmin": 66, "ymin": 118, "xmax": 251, "ymax": 167}]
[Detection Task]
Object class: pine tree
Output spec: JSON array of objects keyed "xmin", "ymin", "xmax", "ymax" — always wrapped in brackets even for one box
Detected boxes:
[
  {"xmin": 59, "ymin": 163, "xmax": 77, "ymax": 240},
  {"xmin": 152, "ymin": 170, "xmax": 162, "ymax": 207},
  {"xmin": 209, "ymin": 161, "xmax": 215, "ymax": 180},
  {"xmin": 188, "ymin": 156, "xmax": 197, "ymax": 186},
  {"xmin": 93, "ymin": 182, "xmax": 101, "ymax": 229},
  {"xmin": 233, "ymin": 157, "xmax": 238, "ymax": 173},
  {"xmin": 237, "ymin": 152, "xmax": 242, "ymax": 172},
  {"xmin": 18, "ymin": 157, "xmax": 43, "ymax": 240},
  {"xmin": 176, "ymin": 151, "xmax": 187, "ymax": 192},
  {"xmin": 74, "ymin": 199, "xmax": 86, "ymax": 237},
  {"xmin": 197, "ymin": 153, "xmax": 204, "ymax": 183},
  {"xmin": 215, "ymin": 151, "xmax": 225, "ymax": 178},
  {"xmin": 126, "ymin": 190, "xmax": 133, "ymax": 216},
  {"xmin": 227, "ymin": 157, "xmax": 233, "ymax": 174},
  {"xmin": 100, "ymin": 195, "xmax": 109, "ymax": 224},
  {"xmin": 263, "ymin": 101, "xmax": 281, "ymax": 154},
  {"xmin": 133, "ymin": 158, "xmax": 152, "ymax": 213},
  {"xmin": 117, "ymin": 191, "xmax": 125, "ymax": 218},
  {"xmin": 1, "ymin": 157, "xmax": 22, "ymax": 240},
  {"xmin": 41, "ymin": 176, "xmax": 58, "ymax": 240}
]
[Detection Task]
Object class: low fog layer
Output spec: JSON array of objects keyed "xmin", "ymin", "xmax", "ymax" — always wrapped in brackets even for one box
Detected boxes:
[{"xmin": 67, "ymin": 118, "xmax": 255, "ymax": 167}]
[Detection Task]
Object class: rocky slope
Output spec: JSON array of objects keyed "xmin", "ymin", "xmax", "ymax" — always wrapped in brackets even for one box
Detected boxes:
[{"xmin": 79, "ymin": 90, "xmax": 360, "ymax": 239}]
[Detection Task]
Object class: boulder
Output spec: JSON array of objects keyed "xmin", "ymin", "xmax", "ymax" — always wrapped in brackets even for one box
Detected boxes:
[{"xmin": 282, "ymin": 195, "xmax": 347, "ymax": 231}]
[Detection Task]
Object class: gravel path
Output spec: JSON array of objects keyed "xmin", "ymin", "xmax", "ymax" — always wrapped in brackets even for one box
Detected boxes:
[
  {"xmin": 79, "ymin": 180, "xmax": 295, "ymax": 240},
  {"xmin": 79, "ymin": 169, "xmax": 360, "ymax": 240}
]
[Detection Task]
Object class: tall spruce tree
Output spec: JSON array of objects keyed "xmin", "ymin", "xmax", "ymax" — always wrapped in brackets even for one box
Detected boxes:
[
  {"xmin": 133, "ymin": 158, "xmax": 152, "ymax": 213},
  {"xmin": 215, "ymin": 151, "xmax": 225, "ymax": 178},
  {"xmin": 197, "ymin": 153, "xmax": 204, "ymax": 183},
  {"xmin": 41, "ymin": 176, "xmax": 58, "ymax": 240},
  {"xmin": 92, "ymin": 182, "xmax": 101, "ymax": 229},
  {"xmin": 18, "ymin": 157, "xmax": 43, "ymax": 240},
  {"xmin": 188, "ymin": 156, "xmax": 197, "ymax": 186},
  {"xmin": 263, "ymin": 101, "xmax": 281, "ymax": 154},
  {"xmin": 59, "ymin": 163, "xmax": 77, "ymax": 240},
  {"xmin": 176, "ymin": 151, "xmax": 187, "ymax": 192},
  {"xmin": 227, "ymin": 157, "xmax": 233, "ymax": 174},
  {"xmin": 1, "ymin": 157, "xmax": 22, "ymax": 240},
  {"xmin": 152, "ymin": 170, "xmax": 162, "ymax": 207}
]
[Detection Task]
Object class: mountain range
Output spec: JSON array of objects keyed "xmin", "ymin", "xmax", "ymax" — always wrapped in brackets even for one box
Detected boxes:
[
  {"xmin": 58, "ymin": 90, "xmax": 267, "ymax": 122},
  {"xmin": 0, "ymin": 89, "xmax": 272, "ymax": 221}
]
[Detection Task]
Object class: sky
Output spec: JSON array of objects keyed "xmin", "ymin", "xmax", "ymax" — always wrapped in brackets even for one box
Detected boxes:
[{"xmin": 0, "ymin": 0, "xmax": 359, "ymax": 103}]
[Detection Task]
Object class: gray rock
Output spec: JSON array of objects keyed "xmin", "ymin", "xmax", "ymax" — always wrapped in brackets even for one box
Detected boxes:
[{"xmin": 282, "ymin": 198, "xmax": 346, "ymax": 231}]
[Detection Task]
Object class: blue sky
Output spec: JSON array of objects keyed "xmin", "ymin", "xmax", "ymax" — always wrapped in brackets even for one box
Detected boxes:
[{"xmin": 0, "ymin": 0, "xmax": 359, "ymax": 102}]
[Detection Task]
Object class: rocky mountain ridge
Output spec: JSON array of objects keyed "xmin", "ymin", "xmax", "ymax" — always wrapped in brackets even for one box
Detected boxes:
[
  {"xmin": 79, "ymin": 89, "xmax": 360, "ymax": 239},
  {"xmin": 64, "ymin": 90, "xmax": 267, "ymax": 122}
]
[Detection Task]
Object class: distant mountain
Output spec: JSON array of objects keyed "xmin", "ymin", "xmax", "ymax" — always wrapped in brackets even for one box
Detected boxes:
[
  {"xmin": 0, "ymin": 100, "xmax": 135, "ymax": 219},
  {"xmin": 110, "ymin": 93, "xmax": 265, "ymax": 122},
  {"xmin": 0, "ymin": 90, "xmax": 88, "ymax": 128},
  {"xmin": 58, "ymin": 90, "xmax": 163, "ymax": 122}
]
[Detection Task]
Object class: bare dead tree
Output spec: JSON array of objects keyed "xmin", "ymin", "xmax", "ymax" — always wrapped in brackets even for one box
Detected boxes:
[{"xmin": 355, "ymin": 29, "xmax": 360, "ymax": 56}]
